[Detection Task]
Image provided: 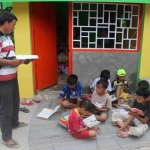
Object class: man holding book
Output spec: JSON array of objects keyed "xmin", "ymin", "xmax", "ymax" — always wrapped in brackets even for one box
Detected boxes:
[{"xmin": 112, "ymin": 86, "xmax": 150, "ymax": 138}]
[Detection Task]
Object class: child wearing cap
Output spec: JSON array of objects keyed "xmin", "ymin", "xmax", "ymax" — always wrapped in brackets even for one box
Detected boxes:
[{"xmin": 111, "ymin": 69, "xmax": 136, "ymax": 107}]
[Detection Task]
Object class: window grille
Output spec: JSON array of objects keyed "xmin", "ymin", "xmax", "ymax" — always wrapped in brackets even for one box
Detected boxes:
[{"xmin": 72, "ymin": 3, "xmax": 140, "ymax": 50}]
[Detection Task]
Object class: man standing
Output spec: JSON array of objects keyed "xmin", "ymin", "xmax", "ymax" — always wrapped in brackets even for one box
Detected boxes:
[{"xmin": 0, "ymin": 11, "xmax": 31, "ymax": 148}]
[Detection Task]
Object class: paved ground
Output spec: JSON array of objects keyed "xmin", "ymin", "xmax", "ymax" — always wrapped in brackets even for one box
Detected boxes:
[
  {"xmin": 0, "ymin": 91, "xmax": 150, "ymax": 150},
  {"xmin": 0, "ymin": 102, "xmax": 38, "ymax": 150}
]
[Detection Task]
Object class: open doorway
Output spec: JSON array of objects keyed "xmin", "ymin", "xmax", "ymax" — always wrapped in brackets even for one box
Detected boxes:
[{"xmin": 56, "ymin": 2, "xmax": 69, "ymax": 86}]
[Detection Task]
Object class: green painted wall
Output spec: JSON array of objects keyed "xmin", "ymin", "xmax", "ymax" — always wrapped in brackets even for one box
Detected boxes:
[
  {"xmin": 2, "ymin": 0, "xmax": 150, "ymax": 4},
  {"xmin": 2, "ymin": 2, "xmax": 12, "ymax": 9},
  {"xmin": 137, "ymin": 5, "xmax": 145, "ymax": 84}
]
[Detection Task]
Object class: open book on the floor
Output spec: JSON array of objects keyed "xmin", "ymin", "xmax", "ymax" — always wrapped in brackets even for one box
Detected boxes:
[
  {"xmin": 83, "ymin": 115, "xmax": 100, "ymax": 128},
  {"xmin": 37, "ymin": 105, "xmax": 61, "ymax": 119},
  {"xmin": 121, "ymin": 104, "xmax": 144, "ymax": 116}
]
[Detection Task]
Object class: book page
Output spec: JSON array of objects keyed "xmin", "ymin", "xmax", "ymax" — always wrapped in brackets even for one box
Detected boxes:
[
  {"xmin": 110, "ymin": 95, "xmax": 117, "ymax": 101},
  {"xmin": 16, "ymin": 55, "xmax": 39, "ymax": 60},
  {"xmin": 63, "ymin": 115, "xmax": 69, "ymax": 120},
  {"xmin": 83, "ymin": 115, "xmax": 100, "ymax": 128},
  {"xmin": 113, "ymin": 109, "xmax": 129, "ymax": 115},
  {"xmin": 121, "ymin": 104, "xmax": 131, "ymax": 110},
  {"xmin": 53, "ymin": 105, "xmax": 61, "ymax": 113},
  {"xmin": 92, "ymin": 102, "xmax": 103, "ymax": 108},
  {"xmin": 37, "ymin": 108, "xmax": 54, "ymax": 119}
]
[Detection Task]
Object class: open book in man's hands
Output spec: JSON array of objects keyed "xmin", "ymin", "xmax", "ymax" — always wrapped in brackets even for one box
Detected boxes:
[
  {"xmin": 83, "ymin": 115, "xmax": 100, "ymax": 128},
  {"xmin": 16, "ymin": 55, "xmax": 39, "ymax": 60},
  {"xmin": 121, "ymin": 104, "xmax": 144, "ymax": 116},
  {"xmin": 37, "ymin": 105, "xmax": 61, "ymax": 119}
]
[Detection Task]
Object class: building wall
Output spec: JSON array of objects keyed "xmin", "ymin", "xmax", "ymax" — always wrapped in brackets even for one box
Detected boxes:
[
  {"xmin": 13, "ymin": 2, "xmax": 34, "ymax": 98},
  {"xmin": 73, "ymin": 52, "xmax": 139, "ymax": 93},
  {"xmin": 139, "ymin": 4, "xmax": 150, "ymax": 79}
]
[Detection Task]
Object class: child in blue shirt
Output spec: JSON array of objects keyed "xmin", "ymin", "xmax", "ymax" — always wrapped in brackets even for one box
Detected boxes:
[{"xmin": 58, "ymin": 74, "xmax": 82, "ymax": 109}]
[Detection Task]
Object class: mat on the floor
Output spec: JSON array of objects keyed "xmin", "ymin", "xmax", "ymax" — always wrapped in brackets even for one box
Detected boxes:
[{"xmin": 27, "ymin": 93, "xmax": 150, "ymax": 150}]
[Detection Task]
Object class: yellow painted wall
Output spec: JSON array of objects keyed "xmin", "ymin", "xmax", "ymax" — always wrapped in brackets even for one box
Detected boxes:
[
  {"xmin": 13, "ymin": 2, "xmax": 34, "ymax": 98},
  {"xmin": 139, "ymin": 4, "xmax": 150, "ymax": 78}
]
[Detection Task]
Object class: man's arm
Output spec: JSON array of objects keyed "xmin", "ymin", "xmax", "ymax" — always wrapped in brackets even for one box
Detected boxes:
[{"xmin": 0, "ymin": 58, "xmax": 23, "ymax": 67}]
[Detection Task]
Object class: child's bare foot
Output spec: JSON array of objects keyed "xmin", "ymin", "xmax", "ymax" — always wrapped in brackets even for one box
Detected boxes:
[{"xmin": 118, "ymin": 131, "xmax": 129, "ymax": 138}]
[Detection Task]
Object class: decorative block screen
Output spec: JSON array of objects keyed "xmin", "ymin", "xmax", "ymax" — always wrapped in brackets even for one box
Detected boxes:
[{"xmin": 72, "ymin": 3, "xmax": 140, "ymax": 50}]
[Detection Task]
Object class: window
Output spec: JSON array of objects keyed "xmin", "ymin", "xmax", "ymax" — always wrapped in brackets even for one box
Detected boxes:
[{"xmin": 72, "ymin": 3, "xmax": 141, "ymax": 50}]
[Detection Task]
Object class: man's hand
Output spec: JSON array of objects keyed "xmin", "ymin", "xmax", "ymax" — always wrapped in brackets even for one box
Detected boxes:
[
  {"xmin": 24, "ymin": 59, "xmax": 33, "ymax": 65},
  {"xmin": 10, "ymin": 59, "xmax": 23, "ymax": 67}
]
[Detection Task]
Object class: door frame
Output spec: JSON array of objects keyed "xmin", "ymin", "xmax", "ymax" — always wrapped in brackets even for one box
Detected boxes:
[
  {"xmin": 68, "ymin": 2, "xmax": 73, "ymax": 75},
  {"xmin": 30, "ymin": 3, "xmax": 37, "ymax": 94}
]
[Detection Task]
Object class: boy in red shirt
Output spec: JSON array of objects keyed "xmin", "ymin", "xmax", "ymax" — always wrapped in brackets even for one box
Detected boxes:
[{"xmin": 68, "ymin": 99, "xmax": 99, "ymax": 139}]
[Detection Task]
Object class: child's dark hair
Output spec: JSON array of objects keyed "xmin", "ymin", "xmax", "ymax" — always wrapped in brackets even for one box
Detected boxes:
[
  {"xmin": 136, "ymin": 86, "xmax": 149, "ymax": 99},
  {"xmin": 0, "ymin": 11, "xmax": 17, "ymax": 25},
  {"xmin": 97, "ymin": 79, "xmax": 108, "ymax": 89},
  {"xmin": 67, "ymin": 74, "xmax": 78, "ymax": 85},
  {"xmin": 100, "ymin": 70, "xmax": 110, "ymax": 80},
  {"xmin": 138, "ymin": 80, "xmax": 149, "ymax": 89},
  {"xmin": 79, "ymin": 99, "xmax": 90, "ymax": 111}
]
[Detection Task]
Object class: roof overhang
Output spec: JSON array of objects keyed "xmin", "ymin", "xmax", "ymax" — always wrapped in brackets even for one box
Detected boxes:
[{"xmin": 2, "ymin": 0, "xmax": 150, "ymax": 3}]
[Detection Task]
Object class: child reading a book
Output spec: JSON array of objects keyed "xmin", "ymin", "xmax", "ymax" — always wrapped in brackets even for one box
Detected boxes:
[
  {"xmin": 128, "ymin": 80, "xmax": 150, "ymax": 107},
  {"xmin": 112, "ymin": 86, "xmax": 150, "ymax": 138},
  {"xmin": 58, "ymin": 74, "xmax": 82, "ymax": 109},
  {"xmin": 90, "ymin": 70, "xmax": 112, "ymax": 94},
  {"xmin": 91, "ymin": 79, "xmax": 112, "ymax": 122},
  {"xmin": 111, "ymin": 69, "xmax": 136, "ymax": 107},
  {"xmin": 68, "ymin": 99, "xmax": 99, "ymax": 139}
]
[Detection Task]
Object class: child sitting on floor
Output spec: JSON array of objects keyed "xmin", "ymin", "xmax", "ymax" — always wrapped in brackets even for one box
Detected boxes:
[
  {"xmin": 68, "ymin": 99, "xmax": 99, "ymax": 139},
  {"xmin": 90, "ymin": 70, "xmax": 112, "ymax": 94},
  {"xmin": 111, "ymin": 69, "xmax": 136, "ymax": 107},
  {"xmin": 112, "ymin": 86, "xmax": 150, "ymax": 138},
  {"xmin": 58, "ymin": 74, "xmax": 82, "ymax": 109},
  {"xmin": 91, "ymin": 79, "xmax": 112, "ymax": 122},
  {"xmin": 128, "ymin": 80, "xmax": 150, "ymax": 107}
]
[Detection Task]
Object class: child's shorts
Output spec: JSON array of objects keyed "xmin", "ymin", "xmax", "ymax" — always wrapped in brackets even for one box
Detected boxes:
[
  {"xmin": 72, "ymin": 130, "xmax": 90, "ymax": 139},
  {"xmin": 120, "ymin": 91, "xmax": 128, "ymax": 100}
]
